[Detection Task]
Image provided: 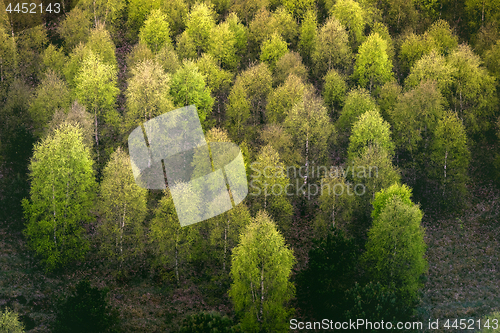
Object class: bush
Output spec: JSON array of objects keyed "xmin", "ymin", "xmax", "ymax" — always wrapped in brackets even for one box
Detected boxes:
[
  {"xmin": 479, "ymin": 312, "xmax": 500, "ymax": 333},
  {"xmin": 179, "ymin": 312, "xmax": 240, "ymax": 333},
  {"xmin": 344, "ymin": 282, "xmax": 412, "ymax": 327},
  {"xmin": 0, "ymin": 308, "xmax": 25, "ymax": 333},
  {"xmin": 53, "ymin": 280, "xmax": 119, "ymax": 333}
]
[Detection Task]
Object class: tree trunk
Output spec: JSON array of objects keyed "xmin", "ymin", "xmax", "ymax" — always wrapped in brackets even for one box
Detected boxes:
[
  {"xmin": 52, "ymin": 182, "xmax": 57, "ymax": 247},
  {"xmin": 94, "ymin": 111, "xmax": 99, "ymax": 163},
  {"xmin": 443, "ymin": 150, "xmax": 448, "ymax": 197},
  {"xmin": 120, "ymin": 202, "xmax": 126, "ymax": 268},
  {"xmin": 304, "ymin": 132, "xmax": 309, "ymax": 189},
  {"xmin": 175, "ymin": 241, "xmax": 179, "ymax": 284},
  {"xmin": 223, "ymin": 221, "xmax": 228, "ymax": 271},
  {"xmin": 259, "ymin": 265, "xmax": 264, "ymax": 322}
]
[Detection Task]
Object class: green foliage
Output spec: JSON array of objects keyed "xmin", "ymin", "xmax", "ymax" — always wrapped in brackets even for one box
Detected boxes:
[
  {"xmin": 160, "ymin": 0, "xmax": 188, "ymax": 37},
  {"xmin": 315, "ymin": 175, "xmax": 356, "ymax": 236},
  {"xmin": 0, "ymin": 26, "xmax": 16, "ymax": 98},
  {"xmin": 284, "ymin": 89, "xmax": 335, "ymax": 169},
  {"xmin": 405, "ymin": 50, "xmax": 455, "ymax": 95},
  {"xmin": 225, "ymin": 63, "xmax": 273, "ymax": 140},
  {"xmin": 170, "ymin": 60, "xmax": 214, "ymax": 126},
  {"xmin": 57, "ymin": 7, "xmax": 91, "ymax": 52},
  {"xmin": 98, "ymin": 148, "xmax": 148, "ymax": 266},
  {"xmin": 230, "ymin": 0, "xmax": 269, "ymax": 25},
  {"xmin": 86, "ymin": 25, "xmax": 118, "ymax": 69},
  {"xmin": 196, "ymin": 53, "xmax": 233, "ymax": 97},
  {"xmin": 388, "ymin": 80, "xmax": 445, "ymax": 157},
  {"xmin": 41, "ymin": 44, "xmax": 67, "ymax": 78},
  {"xmin": 124, "ymin": 59, "xmax": 174, "ymax": 135},
  {"xmin": 179, "ymin": 312, "xmax": 238, "ymax": 333},
  {"xmin": 127, "ymin": 0, "xmax": 160, "ymax": 36},
  {"xmin": 208, "ymin": 20, "xmax": 240, "ymax": 71},
  {"xmin": 349, "ymin": 144, "xmax": 401, "ymax": 222},
  {"xmin": 331, "ymin": 0, "xmax": 366, "ymax": 48},
  {"xmin": 427, "ymin": 19, "xmax": 458, "ymax": 55},
  {"xmin": 28, "ymin": 70, "xmax": 71, "ymax": 138},
  {"xmin": 273, "ymin": 7, "xmax": 299, "ymax": 47},
  {"xmin": 155, "ymin": 44, "xmax": 181, "ymax": 74},
  {"xmin": 22, "ymin": 124, "xmax": 96, "ymax": 271},
  {"xmin": 229, "ymin": 211, "xmax": 295, "ymax": 333},
  {"xmin": 363, "ymin": 195, "xmax": 427, "ymax": 306},
  {"xmin": 226, "ymin": 12, "xmax": 248, "ymax": 59},
  {"xmin": 312, "ymin": 16, "xmax": 352, "ymax": 76},
  {"xmin": 273, "ymin": 51, "xmax": 308, "ymax": 86},
  {"xmin": 484, "ymin": 39, "xmax": 500, "ymax": 79},
  {"xmin": 149, "ymin": 188, "xmax": 200, "ymax": 283},
  {"xmin": 53, "ymin": 280, "xmax": 118, "ymax": 333},
  {"xmin": 336, "ymin": 88, "xmax": 378, "ymax": 135},
  {"xmin": 77, "ymin": 0, "xmax": 126, "ymax": 28},
  {"xmin": 376, "ymin": 81, "xmax": 401, "ymax": 120},
  {"xmin": 429, "ymin": 111, "xmax": 470, "ymax": 205},
  {"xmin": 322, "ymin": 68, "xmax": 347, "ymax": 113},
  {"xmin": 139, "ymin": 9, "xmax": 172, "ymax": 54},
  {"xmin": 249, "ymin": 145, "xmax": 293, "ymax": 229},
  {"xmin": 267, "ymin": 74, "xmax": 306, "ymax": 123},
  {"xmin": 478, "ymin": 312, "xmax": 500, "ymax": 333},
  {"xmin": 260, "ymin": 33, "xmax": 288, "ymax": 70},
  {"xmin": 74, "ymin": 51, "xmax": 120, "ymax": 148},
  {"xmin": 46, "ymin": 102, "xmax": 95, "ymax": 150},
  {"xmin": 347, "ymin": 109, "xmax": 395, "ymax": 160},
  {"xmin": 398, "ymin": 32, "xmax": 437, "ymax": 76},
  {"xmin": 297, "ymin": 226, "xmax": 358, "ymax": 321},
  {"xmin": 185, "ymin": 2, "xmax": 216, "ymax": 57},
  {"xmin": 344, "ymin": 282, "xmax": 412, "ymax": 326},
  {"xmin": 371, "ymin": 183, "xmax": 413, "ymax": 222},
  {"xmin": 261, "ymin": 124, "xmax": 301, "ymax": 167},
  {"xmin": 16, "ymin": 25, "xmax": 48, "ymax": 82},
  {"xmin": 352, "ymin": 33, "xmax": 394, "ymax": 93},
  {"xmin": 447, "ymin": 44, "xmax": 498, "ymax": 135},
  {"xmin": 282, "ymin": 0, "xmax": 315, "ymax": 18},
  {"xmin": 0, "ymin": 308, "xmax": 25, "ymax": 333},
  {"xmin": 126, "ymin": 42, "xmax": 154, "ymax": 71},
  {"xmin": 298, "ymin": 9, "xmax": 317, "ymax": 64}
]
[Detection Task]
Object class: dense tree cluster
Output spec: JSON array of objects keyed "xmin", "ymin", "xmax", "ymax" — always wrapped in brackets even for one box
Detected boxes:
[{"xmin": 0, "ymin": 0, "xmax": 499, "ymax": 331}]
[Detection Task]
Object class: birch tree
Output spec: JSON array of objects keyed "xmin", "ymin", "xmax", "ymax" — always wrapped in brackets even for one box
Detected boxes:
[
  {"xmin": 22, "ymin": 124, "xmax": 96, "ymax": 271},
  {"xmin": 229, "ymin": 211, "xmax": 295, "ymax": 332},
  {"xmin": 98, "ymin": 148, "xmax": 148, "ymax": 269}
]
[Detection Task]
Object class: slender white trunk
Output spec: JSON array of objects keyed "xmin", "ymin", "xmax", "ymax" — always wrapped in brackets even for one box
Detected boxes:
[{"xmin": 304, "ymin": 132, "xmax": 309, "ymax": 190}]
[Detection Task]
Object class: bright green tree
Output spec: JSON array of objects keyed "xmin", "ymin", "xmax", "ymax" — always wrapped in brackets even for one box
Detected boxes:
[
  {"xmin": 196, "ymin": 53, "xmax": 233, "ymax": 97},
  {"xmin": 267, "ymin": 74, "xmax": 306, "ymax": 123},
  {"xmin": 74, "ymin": 52, "xmax": 120, "ymax": 161},
  {"xmin": 447, "ymin": 44, "xmax": 498, "ymax": 135},
  {"xmin": 260, "ymin": 33, "xmax": 288, "ymax": 70},
  {"xmin": 41, "ymin": 44, "xmax": 67, "ymax": 78},
  {"xmin": 371, "ymin": 183, "xmax": 413, "ymax": 222},
  {"xmin": 284, "ymin": 90, "xmax": 334, "ymax": 171},
  {"xmin": 484, "ymin": 39, "xmax": 500, "ymax": 79},
  {"xmin": 126, "ymin": 0, "xmax": 160, "ymax": 36},
  {"xmin": 398, "ymin": 32, "xmax": 436, "ymax": 76},
  {"xmin": 28, "ymin": 70, "xmax": 72, "ymax": 138},
  {"xmin": 208, "ymin": 20, "xmax": 240, "ymax": 71},
  {"xmin": 155, "ymin": 44, "xmax": 181, "ymax": 74},
  {"xmin": 377, "ymin": 81, "xmax": 401, "ymax": 120},
  {"xmin": 331, "ymin": 0, "xmax": 366, "ymax": 48},
  {"xmin": 363, "ymin": 195, "xmax": 427, "ymax": 306},
  {"xmin": 86, "ymin": 24, "xmax": 118, "ymax": 69},
  {"xmin": 124, "ymin": 60, "xmax": 174, "ymax": 135},
  {"xmin": 352, "ymin": 33, "xmax": 393, "ymax": 93},
  {"xmin": 139, "ymin": 9, "xmax": 172, "ymax": 54},
  {"xmin": 298, "ymin": 9, "xmax": 317, "ymax": 65},
  {"xmin": 185, "ymin": 2, "xmax": 216, "ymax": 56},
  {"xmin": 98, "ymin": 148, "xmax": 148, "ymax": 268},
  {"xmin": 282, "ymin": 0, "xmax": 315, "ymax": 18},
  {"xmin": 0, "ymin": 26, "xmax": 16, "ymax": 99},
  {"xmin": 322, "ymin": 68, "xmax": 347, "ymax": 113},
  {"xmin": 347, "ymin": 109, "xmax": 395, "ymax": 160},
  {"xmin": 427, "ymin": 19, "xmax": 458, "ymax": 55},
  {"xmin": 336, "ymin": 88, "xmax": 378, "ymax": 135},
  {"xmin": 261, "ymin": 124, "xmax": 301, "ymax": 167},
  {"xmin": 249, "ymin": 145, "xmax": 293, "ymax": 229},
  {"xmin": 312, "ymin": 17, "xmax": 352, "ymax": 76},
  {"xmin": 160, "ymin": 0, "xmax": 188, "ymax": 37},
  {"xmin": 225, "ymin": 63, "xmax": 273, "ymax": 140},
  {"xmin": 22, "ymin": 124, "xmax": 96, "ymax": 271},
  {"xmin": 229, "ymin": 211, "xmax": 295, "ymax": 333},
  {"xmin": 149, "ymin": 187, "xmax": 200, "ymax": 283},
  {"xmin": 230, "ymin": 0, "xmax": 269, "ymax": 25},
  {"xmin": 429, "ymin": 111, "xmax": 470, "ymax": 204},
  {"xmin": 170, "ymin": 60, "xmax": 214, "ymax": 127}
]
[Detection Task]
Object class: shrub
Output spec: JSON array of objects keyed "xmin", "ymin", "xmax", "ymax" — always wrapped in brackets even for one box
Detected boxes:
[
  {"xmin": 179, "ymin": 312, "xmax": 240, "ymax": 333},
  {"xmin": 53, "ymin": 280, "xmax": 118, "ymax": 333},
  {"xmin": 0, "ymin": 308, "xmax": 25, "ymax": 333}
]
